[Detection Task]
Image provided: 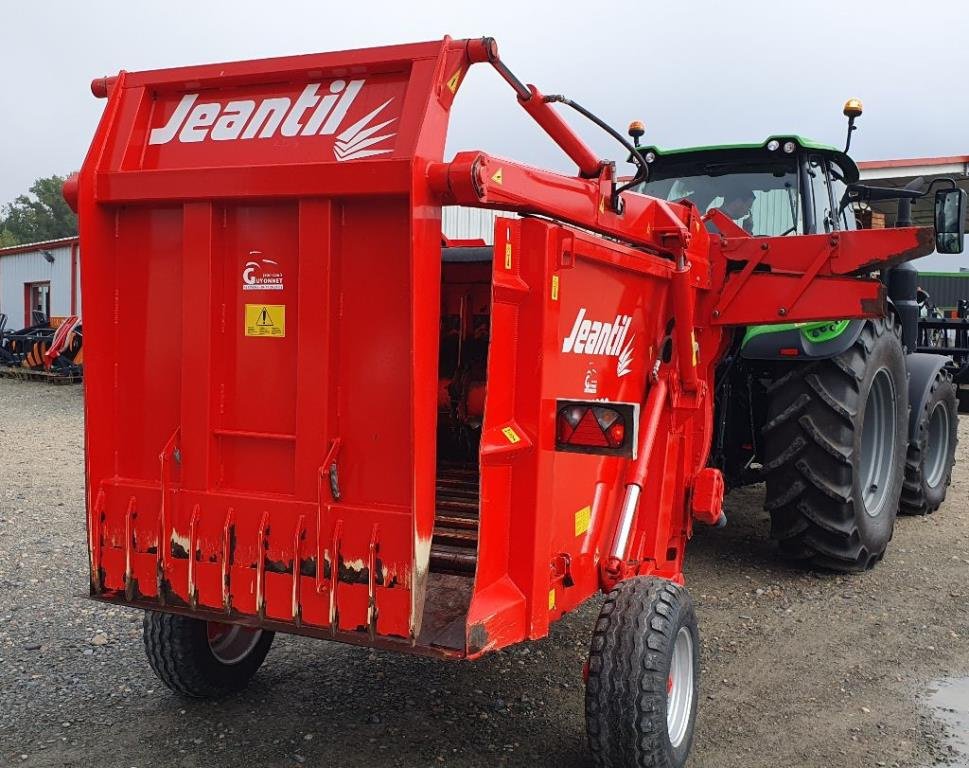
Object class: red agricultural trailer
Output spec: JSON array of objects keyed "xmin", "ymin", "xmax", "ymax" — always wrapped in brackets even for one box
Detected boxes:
[{"xmin": 67, "ymin": 37, "xmax": 961, "ymax": 767}]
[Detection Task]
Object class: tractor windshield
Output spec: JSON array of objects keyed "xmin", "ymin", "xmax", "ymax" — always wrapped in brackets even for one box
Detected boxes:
[{"xmin": 636, "ymin": 160, "xmax": 801, "ymax": 237}]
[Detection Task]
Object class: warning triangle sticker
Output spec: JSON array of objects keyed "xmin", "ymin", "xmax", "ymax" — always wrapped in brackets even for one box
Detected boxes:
[
  {"xmin": 257, "ymin": 307, "xmax": 274, "ymax": 326},
  {"xmin": 446, "ymin": 68, "xmax": 462, "ymax": 94},
  {"xmin": 491, "ymin": 168, "xmax": 503, "ymax": 185}
]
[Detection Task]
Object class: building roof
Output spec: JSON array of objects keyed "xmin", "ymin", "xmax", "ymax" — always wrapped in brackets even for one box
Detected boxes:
[
  {"xmin": 0, "ymin": 236, "xmax": 79, "ymax": 258},
  {"xmin": 857, "ymin": 155, "xmax": 969, "ymax": 182},
  {"xmin": 857, "ymin": 155, "xmax": 969, "ymax": 170}
]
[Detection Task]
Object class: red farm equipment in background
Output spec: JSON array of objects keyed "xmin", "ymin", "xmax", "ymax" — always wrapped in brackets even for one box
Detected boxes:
[
  {"xmin": 0, "ymin": 313, "xmax": 83, "ymax": 382},
  {"xmin": 66, "ymin": 37, "xmax": 958, "ymax": 768}
]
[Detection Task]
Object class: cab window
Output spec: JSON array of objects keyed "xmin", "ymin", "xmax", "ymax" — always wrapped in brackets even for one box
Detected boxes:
[
  {"xmin": 807, "ymin": 156, "xmax": 835, "ymax": 234},
  {"xmin": 829, "ymin": 162, "xmax": 855, "ymax": 230}
]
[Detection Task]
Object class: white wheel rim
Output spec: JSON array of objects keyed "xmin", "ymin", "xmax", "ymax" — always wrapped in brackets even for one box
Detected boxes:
[
  {"xmin": 667, "ymin": 626, "xmax": 695, "ymax": 748},
  {"xmin": 860, "ymin": 367, "xmax": 896, "ymax": 517},
  {"xmin": 207, "ymin": 622, "xmax": 263, "ymax": 665},
  {"xmin": 924, "ymin": 401, "xmax": 950, "ymax": 488}
]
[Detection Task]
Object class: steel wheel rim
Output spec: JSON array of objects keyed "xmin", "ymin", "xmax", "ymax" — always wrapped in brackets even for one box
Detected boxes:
[
  {"xmin": 924, "ymin": 401, "xmax": 950, "ymax": 488},
  {"xmin": 667, "ymin": 626, "xmax": 694, "ymax": 748},
  {"xmin": 860, "ymin": 367, "xmax": 896, "ymax": 517},
  {"xmin": 206, "ymin": 622, "xmax": 263, "ymax": 665}
]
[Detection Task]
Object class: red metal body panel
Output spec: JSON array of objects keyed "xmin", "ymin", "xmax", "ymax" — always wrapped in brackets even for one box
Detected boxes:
[{"xmin": 73, "ymin": 37, "xmax": 935, "ymax": 659}]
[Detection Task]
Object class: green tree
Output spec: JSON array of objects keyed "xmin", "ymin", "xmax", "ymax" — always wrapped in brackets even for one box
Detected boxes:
[{"xmin": 0, "ymin": 175, "xmax": 78, "ymax": 246}]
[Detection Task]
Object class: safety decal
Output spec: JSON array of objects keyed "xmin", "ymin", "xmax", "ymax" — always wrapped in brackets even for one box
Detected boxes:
[
  {"xmin": 548, "ymin": 589, "xmax": 556, "ymax": 610},
  {"xmin": 504, "ymin": 242, "xmax": 513, "ymax": 270},
  {"xmin": 491, "ymin": 168, "xmax": 503, "ymax": 185},
  {"xmin": 446, "ymin": 68, "xmax": 462, "ymax": 94},
  {"xmin": 245, "ymin": 304, "xmax": 286, "ymax": 338},
  {"xmin": 574, "ymin": 505, "xmax": 591, "ymax": 537},
  {"xmin": 551, "ymin": 274, "xmax": 559, "ymax": 301},
  {"xmin": 501, "ymin": 426, "xmax": 521, "ymax": 444}
]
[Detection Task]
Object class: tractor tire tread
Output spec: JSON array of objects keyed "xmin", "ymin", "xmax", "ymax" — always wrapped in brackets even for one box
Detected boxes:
[
  {"xmin": 762, "ymin": 315, "xmax": 905, "ymax": 572},
  {"xmin": 899, "ymin": 369, "xmax": 958, "ymax": 516}
]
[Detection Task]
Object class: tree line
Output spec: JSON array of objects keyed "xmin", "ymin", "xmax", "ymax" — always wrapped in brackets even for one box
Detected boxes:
[{"xmin": 0, "ymin": 175, "xmax": 78, "ymax": 247}]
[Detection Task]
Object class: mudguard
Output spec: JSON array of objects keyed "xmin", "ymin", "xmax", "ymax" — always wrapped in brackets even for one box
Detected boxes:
[
  {"xmin": 740, "ymin": 319, "xmax": 866, "ymax": 361},
  {"xmin": 906, "ymin": 352, "xmax": 952, "ymax": 441}
]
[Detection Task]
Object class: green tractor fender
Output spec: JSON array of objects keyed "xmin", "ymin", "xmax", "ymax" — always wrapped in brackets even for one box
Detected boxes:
[{"xmin": 740, "ymin": 318, "xmax": 866, "ymax": 361}]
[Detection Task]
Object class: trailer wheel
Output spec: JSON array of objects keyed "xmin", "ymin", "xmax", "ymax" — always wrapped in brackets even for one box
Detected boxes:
[
  {"xmin": 900, "ymin": 370, "xmax": 958, "ymax": 515},
  {"xmin": 762, "ymin": 314, "xmax": 907, "ymax": 572},
  {"xmin": 586, "ymin": 576, "xmax": 699, "ymax": 768},
  {"xmin": 143, "ymin": 611, "xmax": 274, "ymax": 698}
]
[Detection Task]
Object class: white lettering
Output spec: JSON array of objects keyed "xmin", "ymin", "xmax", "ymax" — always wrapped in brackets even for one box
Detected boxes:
[
  {"xmin": 178, "ymin": 102, "xmax": 220, "ymax": 143},
  {"xmin": 562, "ymin": 308, "xmax": 635, "ymax": 377},
  {"xmin": 281, "ymin": 84, "xmax": 321, "ymax": 137},
  {"xmin": 302, "ymin": 80, "xmax": 346, "ymax": 135},
  {"xmin": 149, "ymin": 94, "xmax": 197, "ymax": 144},
  {"xmin": 144, "ymin": 79, "xmax": 394, "ymax": 162},
  {"xmin": 562, "ymin": 308, "xmax": 587, "ymax": 353},
  {"xmin": 320, "ymin": 79, "xmax": 364, "ymax": 134},
  {"xmin": 211, "ymin": 100, "xmax": 256, "ymax": 140},
  {"xmin": 241, "ymin": 97, "xmax": 291, "ymax": 139}
]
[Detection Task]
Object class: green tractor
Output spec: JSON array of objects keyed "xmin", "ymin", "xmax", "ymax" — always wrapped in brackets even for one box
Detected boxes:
[{"xmin": 629, "ymin": 103, "xmax": 966, "ymax": 572}]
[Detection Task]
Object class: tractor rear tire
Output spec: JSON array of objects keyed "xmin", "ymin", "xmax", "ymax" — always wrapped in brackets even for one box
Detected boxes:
[
  {"xmin": 762, "ymin": 315, "xmax": 907, "ymax": 572},
  {"xmin": 586, "ymin": 576, "xmax": 699, "ymax": 768},
  {"xmin": 958, "ymin": 387, "xmax": 969, "ymax": 415},
  {"xmin": 143, "ymin": 611, "xmax": 274, "ymax": 698},
  {"xmin": 900, "ymin": 370, "xmax": 958, "ymax": 515}
]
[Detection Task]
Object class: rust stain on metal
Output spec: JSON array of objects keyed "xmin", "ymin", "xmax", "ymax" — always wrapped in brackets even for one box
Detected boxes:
[
  {"xmin": 338, "ymin": 557, "xmax": 369, "ymax": 585},
  {"xmin": 170, "ymin": 540, "xmax": 189, "ymax": 560},
  {"xmin": 468, "ymin": 623, "xmax": 490, "ymax": 655},
  {"xmin": 851, "ymin": 228, "xmax": 935, "ymax": 274}
]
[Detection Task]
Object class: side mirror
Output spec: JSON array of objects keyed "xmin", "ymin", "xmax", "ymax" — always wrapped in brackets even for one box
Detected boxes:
[{"xmin": 935, "ymin": 187, "xmax": 966, "ymax": 254}]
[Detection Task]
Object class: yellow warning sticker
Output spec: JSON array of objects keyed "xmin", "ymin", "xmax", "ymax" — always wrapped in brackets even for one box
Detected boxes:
[
  {"xmin": 504, "ymin": 242, "xmax": 512, "ymax": 270},
  {"xmin": 551, "ymin": 275, "xmax": 560, "ymax": 301},
  {"xmin": 501, "ymin": 426, "xmax": 520, "ymax": 444},
  {"xmin": 574, "ymin": 505, "xmax": 591, "ymax": 537},
  {"xmin": 446, "ymin": 68, "xmax": 462, "ymax": 94},
  {"xmin": 491, "ymin": 168, "xmax": 503, "ymax": 185},
  {"xmin": 548, "ymin": 589, "xmax": 556, "ymax": 610},
  {"xmin": 245, "ymin": 304, "xmax": 285, "ymax": 338}
]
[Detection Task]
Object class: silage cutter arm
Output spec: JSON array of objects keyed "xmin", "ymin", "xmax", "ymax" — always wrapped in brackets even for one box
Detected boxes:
[{"xmin": 429, "ymin": 38, "xmax": 931, "ymax": 588}]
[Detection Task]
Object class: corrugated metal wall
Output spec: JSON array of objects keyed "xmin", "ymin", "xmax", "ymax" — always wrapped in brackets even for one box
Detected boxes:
[
  {"xmin": 0, "ymin": 243, "xmax": 78, "ymax": 328},
  {"xmin": 442, "ymin": 206, "xmax": 510, "ymax": 244},
  {"xmin": 917, "ymin": 272, "xmax": 969, "ymax": 310}
]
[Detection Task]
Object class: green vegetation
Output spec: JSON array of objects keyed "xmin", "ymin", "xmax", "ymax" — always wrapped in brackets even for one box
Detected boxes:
[{"xmin": 0, "ymin": 175, "xmax": 78, "ymax": 247}]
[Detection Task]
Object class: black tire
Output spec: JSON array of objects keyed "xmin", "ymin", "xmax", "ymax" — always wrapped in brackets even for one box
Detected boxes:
[
  {"xmin": 586, "ymin": 576, "xmax": 699, "ymax": 768},
  {"xmin": 143, "ymin": 611, "xmax": 274, "ymax": 698},
  {"xmin": 900, "ymin": 370, "xmax": 958, "ymax": 515},
  {"xmin": 957, "ymin": 387, "xmax": 969, "ymax": 415},
  {"xmin": 762, "ymin": 315, "xmax": 908, "ymax": 572}
]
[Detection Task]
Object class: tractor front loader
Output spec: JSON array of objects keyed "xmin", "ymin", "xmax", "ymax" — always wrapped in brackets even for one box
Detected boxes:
[{"xmin": 67, "ymin": 37, "xmax": 962, "ymax": 768}]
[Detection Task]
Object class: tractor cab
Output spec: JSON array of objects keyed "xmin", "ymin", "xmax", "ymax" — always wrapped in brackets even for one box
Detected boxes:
[{"xmin": 632, "ymin": 136, "xmax": 859, "ymax": 237}]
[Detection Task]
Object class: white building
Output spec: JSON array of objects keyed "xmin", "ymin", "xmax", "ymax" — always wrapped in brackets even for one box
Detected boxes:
[
  {"xmin": 857, "ymin": 154, "xmax": 969, "ymax": 273},
  {"xmin": 0, "ymin": 236, "xmax": 80, "ymax": 331}
]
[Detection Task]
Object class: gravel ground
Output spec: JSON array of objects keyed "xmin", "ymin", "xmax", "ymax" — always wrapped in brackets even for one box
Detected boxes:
[{"xmin": 1, "ymin": 378, "xmax": 967, "ymax": 768}]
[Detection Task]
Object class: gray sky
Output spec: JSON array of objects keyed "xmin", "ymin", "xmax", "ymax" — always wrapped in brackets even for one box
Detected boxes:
[{"xmin": 2, "ymin": 0, "xmax": 967, "ymax": 207}]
